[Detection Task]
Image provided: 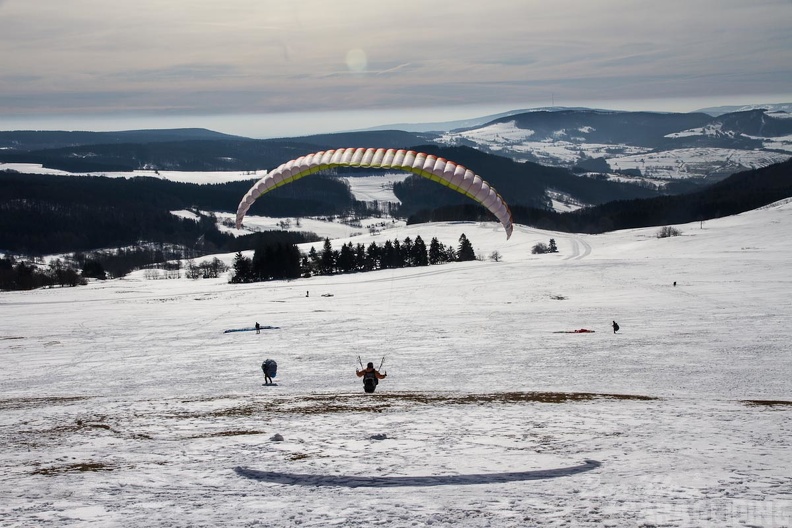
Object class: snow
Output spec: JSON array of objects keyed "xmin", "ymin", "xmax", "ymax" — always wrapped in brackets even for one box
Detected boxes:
[
  {"xmin": 756, "ymin": 134, "xmax": 792, "ymax": 154},
  {"xmin": 210, "ymin": 211, "xmax": 407, "ymax": 240},
  {"xmin": 2, "ymin": 203, "xmax": 792, "ymax": 527},
  {"xmin": 0, "ymin": 163, "xmax": 263, "ymax": 184},
  {"xmin": 434, "ymin": 120, "xmax": 792, "ymax": 186},
  {"xmin": 437, "ymin": 120, "xmax": 536, "ymax": 145},
  {"xmin": 607, "ymin": 148, "xmax": 791, "ymax": 180},
  {"xmin": 664, "ymin": 123, "xmax": 728, "ymax": 139},
  {"xmin": 342, "ymin": 173, "xmax": 407, "ymax": 204},
  {"xmin": 436, "ymin": 122, "xmax": 654, "ymax": 167},
  {"xmin": 546, "ymin": 189, "xmax": 585, "ymax": 212}
]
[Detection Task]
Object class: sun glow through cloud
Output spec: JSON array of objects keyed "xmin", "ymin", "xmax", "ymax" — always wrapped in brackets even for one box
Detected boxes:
[{"xmin": 0, "ymin": 0, "xmax": 789, "ymax": 135}]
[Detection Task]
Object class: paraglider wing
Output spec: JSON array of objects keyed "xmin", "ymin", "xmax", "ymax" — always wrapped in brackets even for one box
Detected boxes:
[{"xmin": 235, "ymin": 147, "xmax": 513, "ymax": 239}]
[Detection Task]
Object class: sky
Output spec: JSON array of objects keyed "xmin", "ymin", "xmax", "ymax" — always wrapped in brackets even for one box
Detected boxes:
[{"xmin": 1, "ymin": 0, "xmax": 791, "ymax": 137}]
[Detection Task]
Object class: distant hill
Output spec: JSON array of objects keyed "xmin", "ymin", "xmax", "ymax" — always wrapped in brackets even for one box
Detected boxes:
[
  {"xmin": 289, "ymin": 129, "xmax": 428, "ymax": 149},
  {"xmin": 0, "ymin": 130, "xmax": 428, "ymax": 173},
  {"xmin": 2, "ymin": 153, "xmax": 790, "ymax": 256},
  {"xmin": 694, "ymin": 102, "xmax": 792, "ymax": 116},
  {"xmin": 0, "ymin": 170, "xmax": 349, "ymax": 255},
  {"xmin": 0, "ymin": 128, "xmax": 248, "ymax": 151},
  {"xmin": 504, "ymin": 158, "xmax": 792, "ymax": 234},
  {"xmin": 2, "ymin": 106, "xmax": 790, "ymax": 210},
  {"xmin": 432, "ymin": 108, "xmax": 792, "ymax": 185},
  {"xmin": 390, "ymin": 145, "xmax": 663, "ymax": 218}
]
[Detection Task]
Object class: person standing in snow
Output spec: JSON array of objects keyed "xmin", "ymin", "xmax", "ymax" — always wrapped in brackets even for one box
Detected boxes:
[
  {"xmin": 262, "ymin": 359, "xmax": 277, "ymax": 385},
  {"xmin": 612, "ymin": 321, "xmax": 620, "ymax": 334},
  {"xmin": 255, "ymin": 322, "xmax": 261, "ymax": 334},
  {"xmin": 356, "ymin": 362, "xmax": 386, "ymax": 393}
]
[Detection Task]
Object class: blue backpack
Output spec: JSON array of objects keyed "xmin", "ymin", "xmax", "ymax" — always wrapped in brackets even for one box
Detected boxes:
[{"xmin": 262, "ymin": 359, "xmax": 277, "ymax": 378}]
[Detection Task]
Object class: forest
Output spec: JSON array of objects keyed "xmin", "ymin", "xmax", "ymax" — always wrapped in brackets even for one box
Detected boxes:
[
  {"xmin": 229, "ymin": 234, "xmax": 478, "ymax": 284},
  {"xmin": 408, "ymin": 158, "xmax": 792, "ymax": 234},
  {"xmin": 1, "ymin": 153, "xmax": 790, "ymax": 290},
  {"xmin": 0, "ymin": 170, "xmax": 356, "ymax": 255}
]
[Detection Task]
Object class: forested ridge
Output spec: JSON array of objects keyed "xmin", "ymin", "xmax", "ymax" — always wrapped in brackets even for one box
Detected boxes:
[
  {"xmin": 408, "ymin": 158, "xmax": 792, "ymax": 233},
  {"xmin": 0, "ymin": 171, "xmax": 349, "ymax": 255},
  {"xmin": 2, "ymin": 150, "xmax": 790, "ymax": 262}
]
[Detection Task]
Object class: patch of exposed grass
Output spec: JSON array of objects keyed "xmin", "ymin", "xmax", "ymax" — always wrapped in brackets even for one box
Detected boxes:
[
  {"xmin": 283, "ymin": 391, "xmax": 654, "ymax": 413},
  {"xmin": 167, "ymin": 405, "xmax": 257, "ymax": 419},
  {"xmin": 159, "ymin": 391, "xmax": 658, "ymax": 421},
  {"xmin": 743, "ymin": 400, "xmax": 792, "ymax": 407},
  {"xmin": 364, "ymin": 391, "xmax": 657, "ymax": 405},
  {"xmin": 189, "ymin": 430, "xmax": 267, "ymax": 438},
  {"xmin": 0, "ymin": 396, "xmax": 91, "ymax": 411},
  {"xmin": 32, "ymin": 462, "xmax": 113, "ymax": 476}
]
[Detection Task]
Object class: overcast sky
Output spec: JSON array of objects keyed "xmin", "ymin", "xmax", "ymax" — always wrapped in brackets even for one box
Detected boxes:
[{"xmin": 1, "ymin": 0, "xmax": 790, "ymax": 136}]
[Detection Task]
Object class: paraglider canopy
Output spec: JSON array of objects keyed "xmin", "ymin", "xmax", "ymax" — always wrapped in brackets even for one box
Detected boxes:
[{"xmin": 235, "ymin": 147, "xmax": 514, "ymax": 239}]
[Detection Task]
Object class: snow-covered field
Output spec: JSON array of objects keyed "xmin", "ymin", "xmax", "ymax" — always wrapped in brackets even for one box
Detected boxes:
[
  {"xmin": 436, "ymin": 121, "xmax": 653, "ymax": 166},
  {"xmin": 607, "ymin": 148, "xmax": 791, "ymax": 180},
  {"xmin": 2, "ymin": 202, "xmax": 792, "ymax": 527},
  {"xmin": 0, "ymin": 163, "xmax": 263, "ymax": 184}
]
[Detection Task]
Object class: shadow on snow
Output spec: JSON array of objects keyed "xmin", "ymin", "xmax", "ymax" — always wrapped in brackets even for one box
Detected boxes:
[{"xmin": 234, "ymin": 459, "xmax": 601, "ymax": 488}]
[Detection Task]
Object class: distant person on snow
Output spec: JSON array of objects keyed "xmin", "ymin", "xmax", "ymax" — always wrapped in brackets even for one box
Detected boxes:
[
  {"xmin": 612, "ymin": 321, "xmax": 620, "ymax": 334},
  {"xmin": 357, "ymin": 362, "xmax": 386, "ymax": 393},
  {"xmin": 262, "ymin": 359, "xmax": 277, "ymax": 385},
  {"xmin": 255, "ymin": 322, "xmax": 261, "ymax": 334}
]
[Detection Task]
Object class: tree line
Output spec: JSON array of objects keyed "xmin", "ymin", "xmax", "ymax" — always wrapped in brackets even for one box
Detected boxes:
[
  {"xmin": 0, "ymin": 170, "xmax": 356, "ymax": 256},
  {"xmin": 0, "ymin": 255, "xmax": 86, "ymax": 290},
  {"xmin": 409, "ymin": 158, "xmax": 792, "ymax": 234},
  {"xmin": 230, "ymin": 234, "xmax": 477, "ymax": 283}
]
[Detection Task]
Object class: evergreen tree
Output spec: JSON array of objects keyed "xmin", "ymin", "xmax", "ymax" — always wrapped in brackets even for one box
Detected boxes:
[
  {"xmin": 381, "ymin": 240, "xmax": 396, "ymax": 269},
  {"xmin": 337, "ymin": 242, "xmax": 356, "ymax": 273},
  {"xmin": 307, "ymin": 246, "xmax": 320, "ymax": 275},
  {"xmin": 274, "ymin": 244, "xmax": 301, "ymax": 279},
  {"xmin": 252, "ymin": 244, "xmax": 269, "ymax": 280},
  {"xmin": 392, "ymin": 239, "xmax": 405, "ymax": 268},
  {"xmin": 429, "ymin": 237, "xmax": 444, "ymax": 265},
  {"xmin": 320, "ymin": 238, "xmax": 335, "ymax": 275},
  {"xmin": 402, "ymin": 237, "xmax": 414, "ymax": 266},
  {"xmin": 365, "ymin": 241, "xmax": 380, "ymax": 271},
  {"xmin": 354, "ymin": 243, "xmax": 366, "ymax": 271},
  {"xmin": 412, "ymin": 235, "xmax": 429, "ymax": 266},
  {"xmin": 549, "ymin": 238, "xmax": 558, "ymax": 253},
  {"xmin": 457, "ymin": 234, "xmax": 476, "ymax": 261},
  {"xmin": 300, "ymin": 255, "xmax": 311, "ymax": 277},
  {"xmin": 288, "ymin": 244, "xmax": 302, "ymax": 279}
]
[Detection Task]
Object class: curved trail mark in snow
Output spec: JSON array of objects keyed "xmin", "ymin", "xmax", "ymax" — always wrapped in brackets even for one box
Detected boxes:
[
  {"xmin": 564, "ymin": 236, "xmax": 592, "ymax": 260},
  {"xmin": 234, "ymin": 460, "xmax": 601, "ymax": 488}
]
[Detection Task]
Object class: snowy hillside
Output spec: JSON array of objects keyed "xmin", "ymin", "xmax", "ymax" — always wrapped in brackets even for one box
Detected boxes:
[
  {"xmin": 435, "ymin": 110, "xmax": 792, "ymax": 187},
  {"xmin": 2, "ymin": 200, "xmax": 791, "ymax": 526},
  {"xmin": 0, "ymin": 163, "xmax": 263, "ymax": 184},
  {"xmin": 607, "ymin": 147, "xmax": 789, "ymax": 180}
]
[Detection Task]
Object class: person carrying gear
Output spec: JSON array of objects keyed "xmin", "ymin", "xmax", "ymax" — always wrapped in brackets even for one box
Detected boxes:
[
  {"xmin": 356, "ymin": 362, "xmax": 386, "ymax": 393},
  {"xmin": 262, "ymin": 359, "xmax": 277, "ymax": 385}
]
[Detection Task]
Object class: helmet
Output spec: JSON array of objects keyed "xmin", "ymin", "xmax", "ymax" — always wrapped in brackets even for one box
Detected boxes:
[{"xmin": 367, "ymin": 362, "xmax": 374, "ymax": 369}]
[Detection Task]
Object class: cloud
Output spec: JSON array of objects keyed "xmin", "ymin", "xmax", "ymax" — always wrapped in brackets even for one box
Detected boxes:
[{"xmin": 0, "ymin": 1, "xmax": 790, "ymax": 119}]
